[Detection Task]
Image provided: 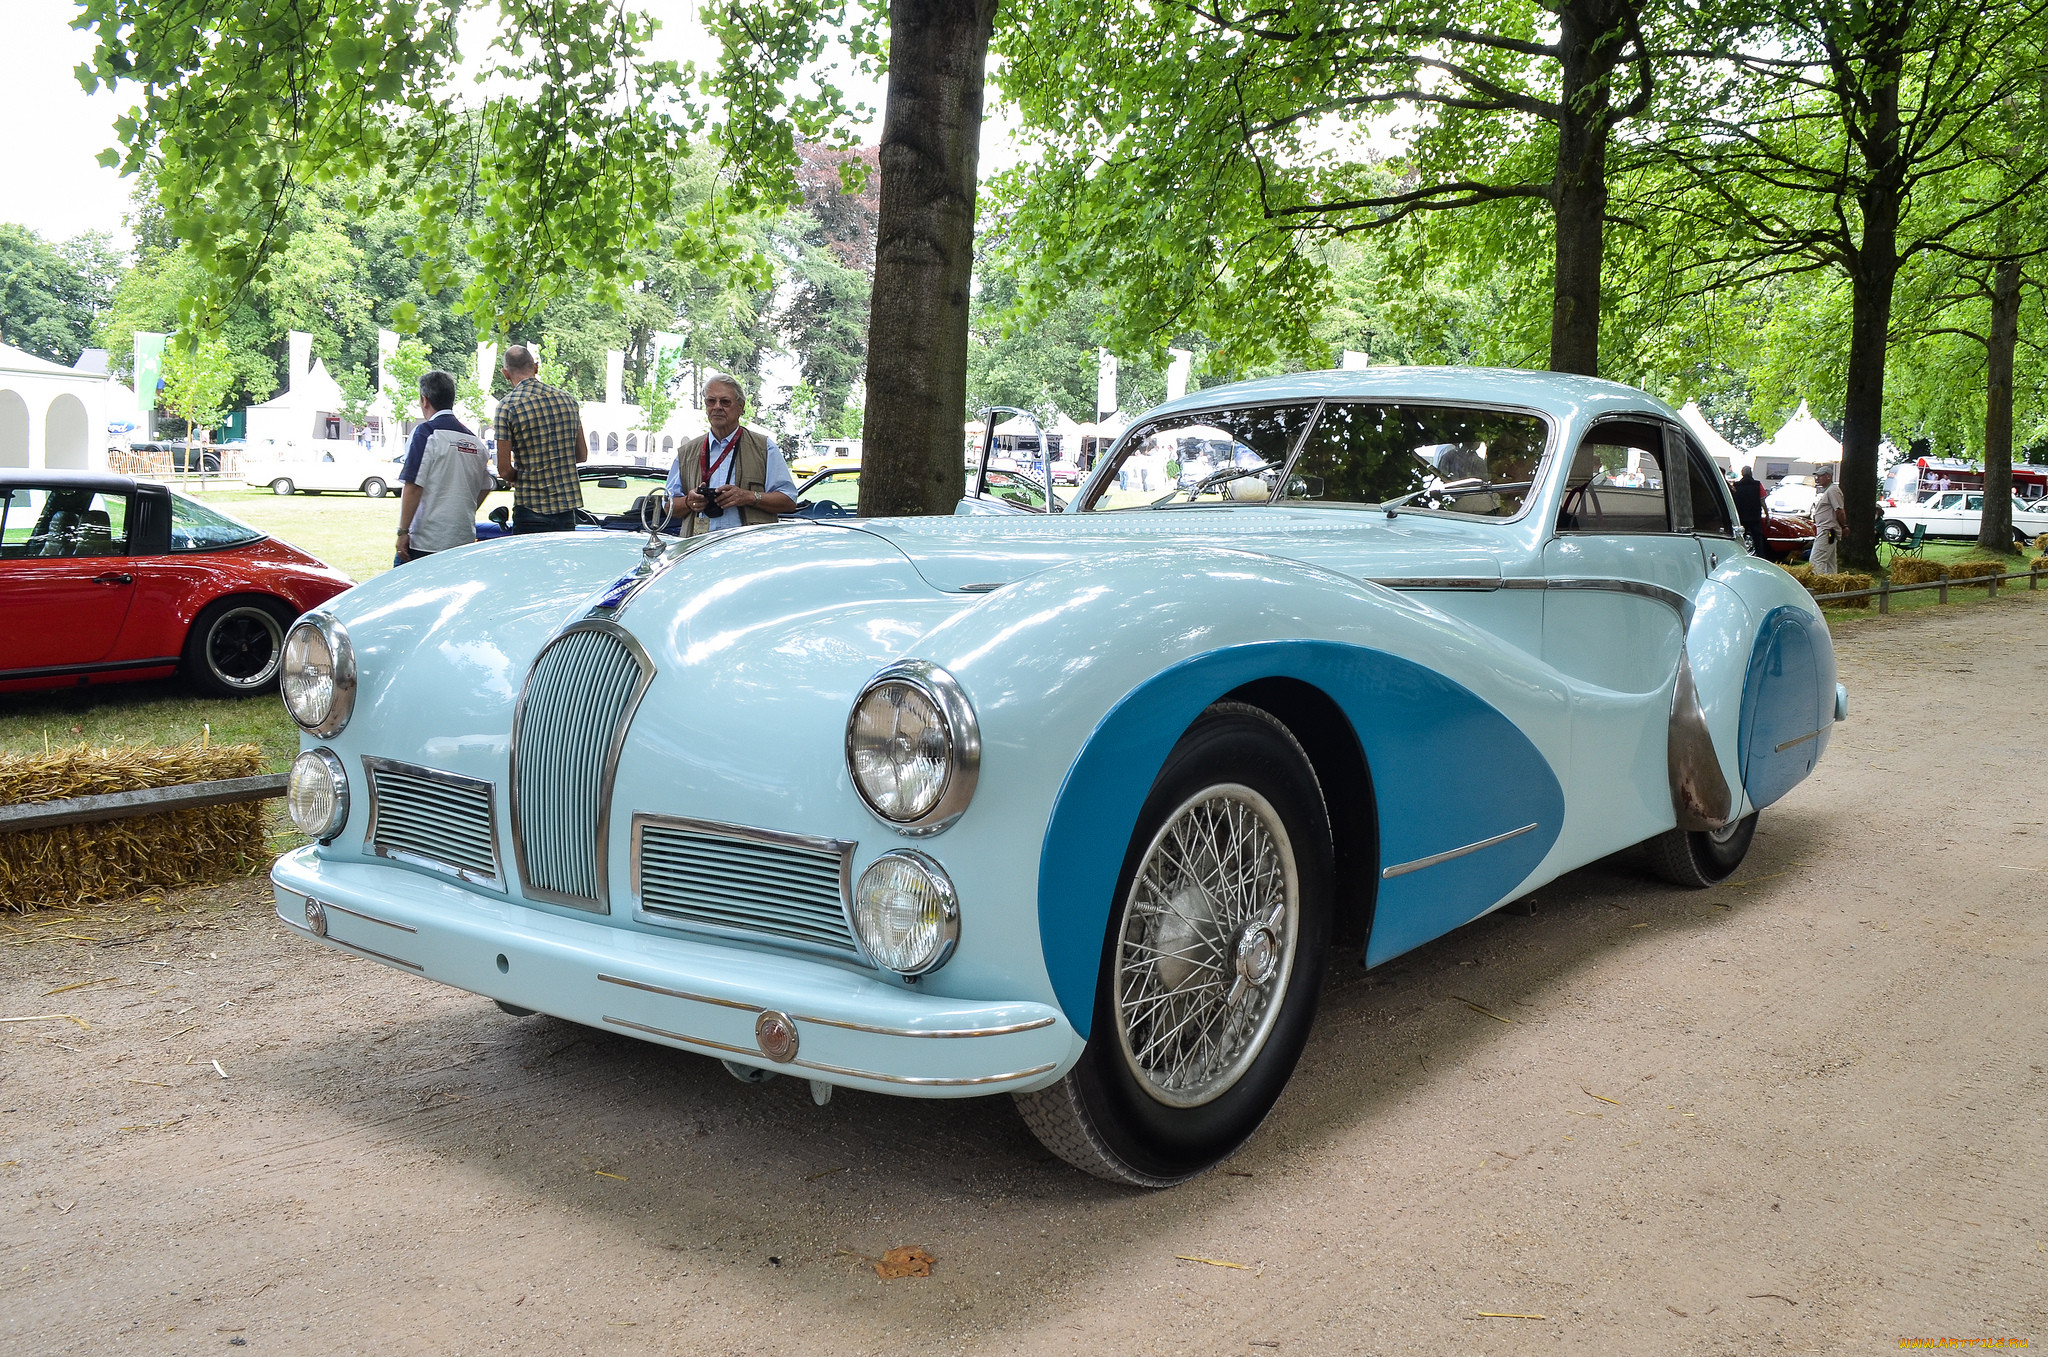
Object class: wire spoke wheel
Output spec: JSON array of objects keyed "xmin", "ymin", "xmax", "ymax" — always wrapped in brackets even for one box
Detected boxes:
[{"xmin": 1114, "ymin": 784, "xmax": 1299, "ymax": 1108}]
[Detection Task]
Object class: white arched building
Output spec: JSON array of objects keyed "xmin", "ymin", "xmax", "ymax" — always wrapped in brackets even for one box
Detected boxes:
[{"xmin": 0, "ymin": 342, "xmax": 111, "ymax": 471}]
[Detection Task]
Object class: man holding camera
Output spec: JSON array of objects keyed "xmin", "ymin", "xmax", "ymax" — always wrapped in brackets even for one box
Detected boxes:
[{"xmin": 664, "ymin": 375, "xmax": 797, "ymax": 535}]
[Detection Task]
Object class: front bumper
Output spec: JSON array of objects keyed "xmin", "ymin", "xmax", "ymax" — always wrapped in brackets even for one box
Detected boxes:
[{"xmin": 270, "ymin": 848, "xmax": 1078, "ymax": 1097}]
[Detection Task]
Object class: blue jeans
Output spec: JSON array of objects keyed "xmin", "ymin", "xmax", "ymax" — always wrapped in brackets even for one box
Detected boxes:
[{"xmin": 512, "ymin": 505, "xmax": 578, "ymax": 534}]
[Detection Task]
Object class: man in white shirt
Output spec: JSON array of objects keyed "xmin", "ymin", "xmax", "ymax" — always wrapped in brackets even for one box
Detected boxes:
[
  {"xmin": 396, "ymin": 370, "xmax": 495, "ymax": 561},
  {"xmin": 1809, "ymin": 466, "xmax": 1846, "ymax": 573},
  {"xmin": 664, "ymin": 376, "xmax": 798, "ymax": 535}
]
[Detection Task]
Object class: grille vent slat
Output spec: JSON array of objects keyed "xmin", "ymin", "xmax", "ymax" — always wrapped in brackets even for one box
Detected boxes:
[
  {"xmin": 636, "ymin": 823, "xmax": 857, "ymax": 953},
  {"xmin": 513, "ymin": 627, "xmax": 648, "ymax": 907},
  {"xmin": 368, "ymin": 767, "xmax": 499, "ymax": 883}
]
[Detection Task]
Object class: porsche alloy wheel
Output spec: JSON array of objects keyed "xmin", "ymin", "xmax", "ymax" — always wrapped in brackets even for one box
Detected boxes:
[
  {"xmin": 1014, "ymin": 703, "xmax": 1332, "ymax": 1186},
  {"xmin": 184, "ymin": 599, "xmax": 292, "ymax": 697}
]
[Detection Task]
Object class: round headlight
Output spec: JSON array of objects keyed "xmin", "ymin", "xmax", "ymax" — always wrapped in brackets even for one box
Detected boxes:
[
  {"xmin": 845, "ymin": 661, "xmax": 979, "ymax": 833},
  {"xmin": 852, "ymin": 851, "xmax": 959, "ymax": 976},
  {"xmin": 282, "ymin": 614, "xmax": 355, "ymax": 737},
  {"xmin": 287, "ymin": 748, "xmax": 349, "ymax": 842}
]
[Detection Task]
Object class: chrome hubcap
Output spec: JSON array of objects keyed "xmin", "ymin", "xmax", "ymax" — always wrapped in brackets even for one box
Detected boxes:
[{"xmin": 1113, "ymin": 784, "xmax": 1298, "ymax": 1108}]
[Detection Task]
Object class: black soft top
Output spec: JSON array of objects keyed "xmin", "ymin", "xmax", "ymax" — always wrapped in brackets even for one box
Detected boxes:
[{"xmin": 0, "ymin": 469, "xmax": 166, "ymax": 496}]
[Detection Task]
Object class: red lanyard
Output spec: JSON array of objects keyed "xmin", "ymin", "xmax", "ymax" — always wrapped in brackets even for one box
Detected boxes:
[{"xmin": 701, "ymin": 429, "xmax": 740, "ymax": 486}]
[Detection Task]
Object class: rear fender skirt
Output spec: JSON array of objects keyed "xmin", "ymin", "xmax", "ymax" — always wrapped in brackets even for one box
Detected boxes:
[
  {"xmin": 1036, "ymin": 640, "xmax": 1565, "ymax": 1035},
  {"xmin": 1738, "ymin": 606, "xmax": 1835, "ymax": 810}
]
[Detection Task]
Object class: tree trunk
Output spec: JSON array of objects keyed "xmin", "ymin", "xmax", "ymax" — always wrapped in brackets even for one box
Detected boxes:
[
  {"xmin": 1835, "ymin": 58, "xmax": 1904, "ymax": 574},
  {"xmin": 1977, "ymin": 258, "xmax": 2023, "ymax": 555},
  {"xmin": 859, "ymin": 0, "xmax": 1000, "ymax": 517},
  {"xmin": 1547, "ymin": 0, "xmax": 1626, "ymax": 377}
]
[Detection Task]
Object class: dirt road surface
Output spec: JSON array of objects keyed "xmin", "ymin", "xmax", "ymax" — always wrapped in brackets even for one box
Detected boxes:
[{"xmin": 5, "ymin": 594, "xmax": 2045, "ymax": 1355}]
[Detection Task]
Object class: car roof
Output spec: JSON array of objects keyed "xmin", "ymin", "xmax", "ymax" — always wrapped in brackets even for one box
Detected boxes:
[
  {"xmin": 1139, "ymin": 365, "xmax": 1680, "ymax": 424},
  {"xmin": 0, "ymin": 469, "xmax": 163, "ymax": 495}
]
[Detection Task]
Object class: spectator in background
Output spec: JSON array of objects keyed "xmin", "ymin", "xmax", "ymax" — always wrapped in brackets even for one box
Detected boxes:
[
  {"xmin": 396, "ymin": 369, "xmax": 493, "ymax": 563},
  {"xmin": 493, "ymin": 344, "xmax": 587, "ymax": 533},
  {"xmin": 665, "ymin": 376, "xmax": 797, "ymax": 535},
  {"xmin": 1809, "ymin": 466, "xmax": 1845, "ymax": 573},
  {"xmin": 1731, "ymin": 466, "xmax": 1768, "ymax": 557}
]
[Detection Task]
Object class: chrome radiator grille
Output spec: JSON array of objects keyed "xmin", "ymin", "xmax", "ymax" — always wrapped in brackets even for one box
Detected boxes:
[
  {"xmin": 633, "ymin": 815, "xmax": 858, "ymax": 954},
  {"xmin": 364, "ymin": 760, "xmax": 500, "ymax": 887},
  {"xmin": 512, "ymin": 624, "xmax": 653, "ymax": 909}
]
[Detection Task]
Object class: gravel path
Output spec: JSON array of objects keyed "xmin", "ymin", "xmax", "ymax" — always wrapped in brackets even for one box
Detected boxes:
[{"xmin": 4, "ymin": 592, "xmax": 2044, "ymax": 1355}]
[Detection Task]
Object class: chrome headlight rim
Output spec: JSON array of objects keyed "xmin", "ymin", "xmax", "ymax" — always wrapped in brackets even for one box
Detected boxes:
[
  {"xmin": 287, "ymin": 747, "xmax": 349, "ymax": 843},
  {"xmin": 282, "ymin": 612, "xmax": 356, "ymax": 738},
  {"xmin": 844, "ymin": 659, "xmax": 980, "ymax": 836},
  {"xmin": 852, "ymin": 849, "xmax": 961, "ymax": 977}
]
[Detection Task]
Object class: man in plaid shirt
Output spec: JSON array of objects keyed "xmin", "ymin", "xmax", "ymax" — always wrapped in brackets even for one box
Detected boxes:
[{"xmin": 493, "ymin": 344, "xmax": 588, "ymax": 533}]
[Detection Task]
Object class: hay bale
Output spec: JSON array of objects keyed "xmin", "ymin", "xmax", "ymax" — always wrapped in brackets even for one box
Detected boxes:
[
  {"xmin": 1790, "ymin": 569, "xmax": 1873, "ymax": 608},
  {"xmin": 1944, "ymin": 558, "xmax": 2010, "ymax": 582},
  {"xmin": 2033, "ymin": 553, "xmax": 2048, "ymax": 572},
  {"xmin": 1887, "ymin": 556, "xmax": 1948, "ymax": 586},
  {"xmin": 0, "ymin": 744, "xmax": 269, "ymax": 913},
  {"xmin": 1783, "ymin": 563, "xmax": 1816, "ymax": 585},
  {"xmin": 2033, "ymin": 532, "xmax": 2048, "ymax": 553}
]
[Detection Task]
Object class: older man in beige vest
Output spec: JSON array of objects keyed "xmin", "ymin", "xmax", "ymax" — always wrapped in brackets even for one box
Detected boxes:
[
  {"xmin": 1809, "ymin": 466, "xmax": 1846, "ymax": 573},
  {"xmin": 664, "ymin": 375, "xmax": 798, "ymax": 535}
]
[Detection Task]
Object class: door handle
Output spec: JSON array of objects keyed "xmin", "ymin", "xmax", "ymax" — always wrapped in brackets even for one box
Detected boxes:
[{"xmin": 91, "ymin": 572, "xmax": 133, "ymax": 585}]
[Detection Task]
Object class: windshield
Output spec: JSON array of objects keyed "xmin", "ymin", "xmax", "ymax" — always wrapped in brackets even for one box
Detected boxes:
[
  {"xmin": 1085, "ymin": 404, "xmax": 1317, "ymax": 510},
  {"xmin": 1292, "ymin": 403, "xmax": 1549, "ymax": 518},
  {"xmin": 169, "ymin": 492, "xmax": 264, "ymax": 551}
]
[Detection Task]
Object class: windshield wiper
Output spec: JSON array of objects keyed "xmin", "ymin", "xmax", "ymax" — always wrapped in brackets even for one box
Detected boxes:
[{"xmin": 1154, "ymin": 460, "xmax": 1279, "ymax": 507}]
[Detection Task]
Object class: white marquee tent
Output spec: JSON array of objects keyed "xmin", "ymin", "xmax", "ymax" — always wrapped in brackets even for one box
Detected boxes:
[{"xmin": 0, "ymin": 342, "xmax": 112, "ymax": 471}]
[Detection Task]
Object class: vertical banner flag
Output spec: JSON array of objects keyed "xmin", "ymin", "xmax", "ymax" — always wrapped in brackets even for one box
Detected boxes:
[
  {"xmin": 1167, "ymin": 348, "xmax": 1194, "ymax": 402},
  {"xmin": 133, "ymin": 332, "xmax": 167, "ymax": 411},
  {"xmin": 1096, "ymin": 348, "xmax": 1118, "ymax": 423},
  {"xmin": 377, "ymin": 329, "xmax": 400, "ymax": 392}
]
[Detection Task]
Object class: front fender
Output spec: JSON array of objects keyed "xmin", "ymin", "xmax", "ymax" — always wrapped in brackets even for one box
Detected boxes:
[{"xmin": 904, "ymin": 548, "xmax": 1573, "ymax": 1035}]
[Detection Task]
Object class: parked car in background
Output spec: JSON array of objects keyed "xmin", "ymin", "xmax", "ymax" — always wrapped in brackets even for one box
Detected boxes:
[
  {"xmin": 1881, "ymin": 491, "xmax": 2048, "ymax": 545},
  {"xmin": 1766, "ymin": 474, "xmax": 1817, "ymax": 515},
  {"xmin": 243, "ymin": 449, "xmax": 405, "ymax": 498},
  {"xmin": 270, "ymin": 367, "xmax": 1842, "ymax": 1186},
  {"xmin": 1, "ymin": 470, "xmax": 353, "ymax": 696}
]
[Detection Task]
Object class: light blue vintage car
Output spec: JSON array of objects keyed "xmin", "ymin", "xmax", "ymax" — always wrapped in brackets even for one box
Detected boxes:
[{"xmin": 272, "ymin": 368, "xmax": 1844, "ymax": 1185}]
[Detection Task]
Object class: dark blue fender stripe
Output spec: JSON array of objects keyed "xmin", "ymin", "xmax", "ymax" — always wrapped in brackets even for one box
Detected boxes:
[{"xmin": 1036, "ymin": 641, "xmax": 1565, "ymax": 1037}]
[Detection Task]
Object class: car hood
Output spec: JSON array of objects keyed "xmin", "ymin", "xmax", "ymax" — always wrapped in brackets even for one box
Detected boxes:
[{"xmin": 842, "ymin": 507, "xmax": 1525, "ymax": 592}]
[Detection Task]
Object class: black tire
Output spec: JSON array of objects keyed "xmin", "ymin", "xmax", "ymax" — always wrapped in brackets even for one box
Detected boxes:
[
  {"xmin": 361, "ymin": 478, "xmax": 388, "ymax": 498},
  {"xmin": 183, "ymin": 597, "xmax": 295, "ymax": 698},
  {"xmin": 495, "ymin": 1000, "xmax": 537, "ymax": 1017},
  {"xmin": 270, "ymin": 478, "xmax": 295, "ymax": 496},
  {"xmin": 1647, "ymin": 812, "xmax": 1759, "ymax": 888},
  {"xmin": 1880, "ymin": 519, "xmax": 1907, "ymax": 544},
  {"xmin": 1013, "ymin": 702, "xmax": 1334, "ymax": 1186}
]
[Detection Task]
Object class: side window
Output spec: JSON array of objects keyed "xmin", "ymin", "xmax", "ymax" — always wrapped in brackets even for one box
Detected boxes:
[
  {"xmin": 1686, "ymin": 442, "xmax": 1735, "ymax": 537},
  {"xmin": 1965, "ymin": 493, "xmax": 1984, "ymax": 511},
  {"xmin": 0, "ymin": 487, "xmax": 129, "ymax": 558},
  {"xmin": 1288, "ymin": 403, "xmax": 1548, "ymax": 517},
  {"xmin": 1086, "ymin": 404, "xmax": 1317, "ymax": 510},
  {"xmin": 1557, "ymin": 422, "xmax": 1671, "ymax": 534}
]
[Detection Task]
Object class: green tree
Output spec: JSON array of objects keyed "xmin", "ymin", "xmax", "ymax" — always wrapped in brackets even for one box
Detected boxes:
[
  {"xmin": 159, "ymin": 336, "xmax": 235, "ymax": 452},
  {"xmin": 1649, "ymin": 0, "xmax": 2048, "ymax": 569},
  {"xmin": 634, "ymin": 344, "xmax": 685, "ymax": 445},
  {"xmin": 0, "ymin": 225, "xmax": 121, "ymax": 364}
]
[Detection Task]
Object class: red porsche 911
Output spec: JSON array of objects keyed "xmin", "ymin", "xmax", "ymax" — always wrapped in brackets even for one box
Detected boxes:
[{"xmin": 1, "ymin": 470, "xmax": 354, "ymax": 697}]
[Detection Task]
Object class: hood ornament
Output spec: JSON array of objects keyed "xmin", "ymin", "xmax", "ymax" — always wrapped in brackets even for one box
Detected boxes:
[{"xmin": 640, "ymin": 489, "xmax": 671, "ymax": 560}]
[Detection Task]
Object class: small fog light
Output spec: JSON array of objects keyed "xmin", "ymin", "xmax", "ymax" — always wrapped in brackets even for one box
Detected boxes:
[
  {"xmin": 755, "ymin": 1010, "xmax": 799, "ymax": 1063},
  {"xmin": 852, "ymin": 851, "xmax": 960, "ymax": 976},
  {"xmin": 287, "ymin": 748, "xmax": 349, "ymax": 842}
]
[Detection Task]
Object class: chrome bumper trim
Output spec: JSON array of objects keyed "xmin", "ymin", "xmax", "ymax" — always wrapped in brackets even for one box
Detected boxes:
[
  {"xmin": 320, "ymin": 898, "xmax": 418, "ymax": 933},
  {"xmin": 602, "ymin": 1014, "xmax": 1058, "ymax": 1087},
  {"xmin": 1774, "ymin": 728, "xmax": 1824, "ymax": 753},
  {"xmin": 1381, "ymin": 822, "xmax": 1539, "ymax": 880},
  {"xmin": 598, "ymin": 973, "xmax": 1058, "ymax": 1039},
  {"xmin": 277, "ymin": 911, "xmax": 425, "ymax": 972}
]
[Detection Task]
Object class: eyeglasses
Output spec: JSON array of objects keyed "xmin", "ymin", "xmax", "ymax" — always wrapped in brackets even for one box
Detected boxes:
[{"xmin": 705, "ymin": 397, "xmax": 739, "ymax": 407}]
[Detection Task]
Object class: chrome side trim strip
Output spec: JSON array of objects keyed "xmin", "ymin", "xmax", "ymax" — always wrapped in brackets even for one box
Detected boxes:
[
  {"xmin": 1364, "ymin": 575, "xmax": 1503, "ymax": 591},
  {"xmin": 798, "ymin": 1013, "xmax": 1058, "ymax": 1040},
  {"xmin": 603, "ymin": 1015, "xmax": 1058, "ymax": 1086},
  {"xmin": 1381, "ymin": 822, "xmax": 1539, "ymax": 879},
  {"xmin": 277, "ymin": 914, "xmax": 425, "ymax": 972},
  {"xmin": 1368, "ymin": 575, "xmax": 1693, "ymax": 624},
  {"xmin": 1542, "ymin": 576, "xmax": 1695, "ymax": 625},
  {"xmin": 595, "ymin": 973, "xmax": 1056, "ymax": 1039},
  {"xmin": 319, "ymin": 898, "xmax": 418, "ymax": 933},
  {"xmin": 1774, "ymin": 728, "xmax": 1824, "ymax": 753},
  {"xmin": 598, "ymin": 973, "xmax": 763, "ymax": 1014}
]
